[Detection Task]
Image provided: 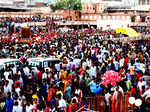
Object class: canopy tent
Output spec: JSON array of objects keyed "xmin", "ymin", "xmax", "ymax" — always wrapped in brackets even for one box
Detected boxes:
[{"xmin": 116, "ymin": 27, "xmax": 139, "ymax": 37}]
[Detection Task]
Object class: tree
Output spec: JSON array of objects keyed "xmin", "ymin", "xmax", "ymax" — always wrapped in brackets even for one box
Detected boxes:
[{"xmin": 51, "ymin": 0, "xmax": 82, "ymax": 11}]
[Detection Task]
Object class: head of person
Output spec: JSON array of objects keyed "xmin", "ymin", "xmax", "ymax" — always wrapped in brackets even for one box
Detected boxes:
[
  {"xmin": 57, "ymin": 93, "xmax": 62, "ymax": 100},
  {"xmin": 7, "ymin": 92, "xmax": 11, "ymax": 99},
  {"xmin": 5, "ymin": 80, "xmax": 9, "ymax": 86}
]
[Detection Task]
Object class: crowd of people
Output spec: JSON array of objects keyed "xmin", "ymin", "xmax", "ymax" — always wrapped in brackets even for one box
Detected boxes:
[{"xmin": 0, "ymin": 16, "xmax": 150, "ymax": 112}]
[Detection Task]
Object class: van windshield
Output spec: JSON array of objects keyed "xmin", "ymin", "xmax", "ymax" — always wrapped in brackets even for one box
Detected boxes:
[
  {"xmin": 4, "ymin": 61, "xmax": 22, "ymax": 68},
  {"xmin": 29, "ymin": 61, "xmax": 42, "ymax": 67}
]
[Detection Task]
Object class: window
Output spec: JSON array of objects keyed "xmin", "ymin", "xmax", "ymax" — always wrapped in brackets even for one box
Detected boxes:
[
  {"xmin": 43, "ymin": 60, "xmax": 60, "ymax": 68},
  {"xmin": 0, "ymin": 65, "xmax": 4, "ymax": 71},
  {"xmin": 99, "ymin": 16, "xmax": 101, "ymax": 19},
  {"xmin": 44, "ymin": 61, "xmax": 48, "ymax": 68},
  {"xmin": 16, "ymin": 61, "xmax": 21, "ymax": 67},
  {"xmin": 117, "ymin": 16, "xmax": 120, "ymax": 20},
  {"xmin": 127, "ymin": 16, "xmax": 131, "ymax": 20},
  {"xmin": 81, "ymin": 16, "xmax": 84, "ymax": 19},
  {"xmin": 51, "ymin": 60, "xmax": 60, "ymax": 66},
  {"xmin": 30, "ymin": 61, "xmax": 42, "ymax": 67},
  {"xmin": 90, "ymin": 16, "xmax": 92, "ymax": 20},
  {"xmin": 103, "ymin": 16, "xmax": 106, "ymax": 20},
  {"xmin": 86, "ymin": 16, "xmax": 88, "ymax": 19},
  {"xmin": 112, "ymin": 16, "xmax": 115, "ymax": 20}
]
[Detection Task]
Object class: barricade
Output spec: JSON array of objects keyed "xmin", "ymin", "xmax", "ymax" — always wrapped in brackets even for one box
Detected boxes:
[{"xmin": 60, "ymin": 93, "xmax": 129, "ymax": 112}]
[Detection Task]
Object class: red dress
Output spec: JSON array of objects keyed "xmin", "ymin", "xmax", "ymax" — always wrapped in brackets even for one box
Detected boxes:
[{"xmin": 47, "ymin": 88, "xmax": 55, "ymax": 101}]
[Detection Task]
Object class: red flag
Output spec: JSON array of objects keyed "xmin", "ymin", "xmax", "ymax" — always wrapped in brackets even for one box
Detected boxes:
[{"xmin": 19, "ymin": 56, "xmax": 24, "ymax": 63}]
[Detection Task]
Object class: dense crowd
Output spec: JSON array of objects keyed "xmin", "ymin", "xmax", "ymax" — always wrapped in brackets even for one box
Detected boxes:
[{"xmin": 0, "ymin": 16, "xmax": 150, "ymax": 112}]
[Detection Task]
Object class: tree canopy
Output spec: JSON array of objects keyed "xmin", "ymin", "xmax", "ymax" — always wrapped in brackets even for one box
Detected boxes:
[{"xmin": 51, "ymin": 0, "xmax": 82, "ymax": 11}]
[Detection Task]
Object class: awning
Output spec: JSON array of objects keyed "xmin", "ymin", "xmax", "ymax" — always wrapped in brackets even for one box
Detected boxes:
[{"xmin": 116, "ymin": 27, "xmax": 139, "ymax": 37}]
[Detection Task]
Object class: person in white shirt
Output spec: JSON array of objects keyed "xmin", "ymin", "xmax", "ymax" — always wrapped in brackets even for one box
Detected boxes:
[
  {"xmin": 112, "ymin": 85, "xmax": 124, "ymax": 100},
  {"xmin": 86, "ymin": 58, "xmax": 92, "ymax": 67},
  {"xmin": 58, "ymin": 94, "xmax": 66, "ymax": 111},
  {"xmin": 3, "ymin": 68, "xmax": 10, "ymax": 80},
  {"xmin": 73, "ymin": 57, "xmax": 81, "ymax": 69},
  {"xmin": 25, "ymin": 100, "xmax": 33, "ymax": 112},
  {"xmin": 15, "ymin": 86, "xmax": 21, "ymax": 97},
  {"xmin": 82, "ymin": 61, "xmax": 87, "ymax": 71},
  {"xmin": 119, "ymin": 57, "xmax": 124, "ymax": 68},
  {"xmin": 137, "ymin": 78, "xmax": 145, "ymax": 91},
  {"xmin": 12, "ymin": 101, "xmax": 23, "ymax": 112},
  {"xmin": 142, "ymin": 87, "xmax": 150, "ymax": 100},
  {"xmin": 89, "ymin": 64, "xmax": 97, "ymax": 78},
  {"xmin": 42, "ymin": 69, "xmax": 48, "ymax": 80},
  {"xmin": 71, "ymin": 94, "xmax": 78, "ymax": 103},
  {"xmin": 8, "ymin": 75, "xmax": 13, "ymax": 90},
  {"xmin": 105, "ymin": 91, "xmax": 111, "ymax": 106},
  {"xmin": 113, "ymin": 58, "xmax": 119, "ymax": 71},
  {"xmin": 11, "ymin": 64, "xmax": 17, "ymax": 75},
  {"xmin": 23, "ymin": 66, "xmax": 30, "ymax": 76},
  {"xmin": 75, "ymin": 88, "xmax": 82, "ymax": 97},
  {"xmin": 4, "ymin": 80, "xmax": 11, "ymax": 96}
]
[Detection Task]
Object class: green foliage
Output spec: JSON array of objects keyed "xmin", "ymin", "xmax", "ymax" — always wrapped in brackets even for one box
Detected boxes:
[{"xmin": 51, "ymin": 0, "xmax": 82, "ymax": 11}]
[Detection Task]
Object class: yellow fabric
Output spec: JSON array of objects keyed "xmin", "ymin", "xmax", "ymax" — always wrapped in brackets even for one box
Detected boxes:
[
  {"xmin": 116, "ymin": 27, "xmax": 139, "ymax": 37},
  {"xmin": 56, "ymin": 91, "xmax": 62, "ymax": 95},
  {"xmin": 14, "ymin": 46, "xmax": 16, "ymax": 51},
  {"xmin": 57, "ymin": 55, "xmax": 61, "ymax": 60},
  {"xmin": 60, "ymin": 69, "xmax": 67, "ymax": 79},
  {"xmin": 32, "ymin": 94, "xmax": 38, "ymax": 99}
]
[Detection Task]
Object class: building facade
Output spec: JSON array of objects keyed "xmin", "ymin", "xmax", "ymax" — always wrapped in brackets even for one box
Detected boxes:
[
  {"xmin": 139, "ymin": 0, "xmax": 150, "ymax": 5},
  {"xmin": 82, "ymin": 2, "xmax": 107, "ymax": 13}
]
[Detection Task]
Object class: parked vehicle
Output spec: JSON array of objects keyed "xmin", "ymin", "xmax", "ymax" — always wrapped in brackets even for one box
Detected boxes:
[
  {"xmin": 0, "ymin": 58, "xmax": 23, "ymax": 70},
  {"xmin": 27, "ymin": 57, "xmax": 61, "ymax": 70}
]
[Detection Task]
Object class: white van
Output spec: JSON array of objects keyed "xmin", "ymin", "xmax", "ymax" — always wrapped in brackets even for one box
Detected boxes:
[
  {"xmin": 0, "ymin": 58, "xmax": 23, "ymax": 70},
  {"xmin": 27, "ymin": 57, "xmax": 60, "ymax": 70}
]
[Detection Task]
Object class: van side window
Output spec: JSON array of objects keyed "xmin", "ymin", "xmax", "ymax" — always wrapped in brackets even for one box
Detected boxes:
[
  {"xmin": 0, "ymin": 65, "xmax": 4, "ymax": 70},
  {"xmin": 44, "ymin": 61, "xmax": 48, "ymax": 68},
  {"xmin": 16, "ymin": 61, "xmax": 21, "ymax": 67},
  {"xmin": 39, "ymin": 62, "xmax": 42, "ymax": 67},
  {"xmin": 48, "ymin": 61, "xmax": 52, "ymax": 67},
  {"xmin": 52, "ymin": 60, "xmax": 60, "ymax": 65}
]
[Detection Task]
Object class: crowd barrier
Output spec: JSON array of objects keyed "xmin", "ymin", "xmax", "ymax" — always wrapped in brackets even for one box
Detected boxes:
[{"xmin": 60, "ymin": 93, "xmax": 129, "ymax": 112}]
